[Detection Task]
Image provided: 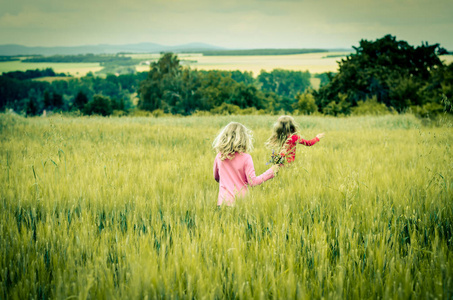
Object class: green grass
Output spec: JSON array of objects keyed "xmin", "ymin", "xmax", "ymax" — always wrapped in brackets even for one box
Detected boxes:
[{"xmin": 0, "ymin": 113, "xmax": 452, "ymax": 299}]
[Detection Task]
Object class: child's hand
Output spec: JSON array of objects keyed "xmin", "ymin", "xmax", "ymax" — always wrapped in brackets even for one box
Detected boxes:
[
  {"xmin": 316, "ymin": 133, "xmax": 325, "ymax": 140},
  {"xmin": 271, "ymin": 165, "xmax": 280, "ymax": 174}
]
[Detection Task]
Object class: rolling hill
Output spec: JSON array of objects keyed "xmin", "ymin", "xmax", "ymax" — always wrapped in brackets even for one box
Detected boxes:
[{"xmin": 0, "ymin": 42, "xmax": 225, "ymax": 56}]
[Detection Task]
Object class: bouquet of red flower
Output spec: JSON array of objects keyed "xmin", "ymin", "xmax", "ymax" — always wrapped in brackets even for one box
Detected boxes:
[{"xmin": 267, "ymin": 150, "xmax": 286, "ymax": 166}]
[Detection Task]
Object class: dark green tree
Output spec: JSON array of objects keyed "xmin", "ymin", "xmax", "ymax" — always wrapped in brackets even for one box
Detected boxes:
[
  {"xmin": 42, "ymin": 90, "xmax": 63, "ymax": 110},
  {"xmin": 138, "ymin": 53, "xmax": 182, "ymax": 112},
  {"xmin": 43, "ymin": 90, "xmax": 52, "ymax": 108},
  {"xmin": 423, "ymin": 62, "xmax": 453, "ymax": 106},
  {"xmin": 25, "ymin": 98, "xmax": 39, "ymax": 116},
  {"xmin": 196, "ymin": 71, "xmax": 236, "ymax": 110},
  {"xmin": 230, "ymin": 70, "xmax": 255, "ymax": 85},
  {"xmin": 72, "ymin": 91, "xmax": 89, "ymax": 111},
  {"xmin": 258, "ymin": 69, "xmax": 311, "ymax": 99},
  {"xmin": 84, "ymin": 95, "xmax": 113, "ymax": 116},
  {"xmin": 111, "ymin": 98, "xmax": 126, "ymax": 111},
  {"xmin": 314, "ymin": 35, "xmax": 447, "ymax": 112},
  {"xmin": 25, "ymin": 89, "xmax": 41, "ymax": 116},
  {"xmin": 229, "ymin": 83, "xmax": 263, "ymax": 109},
  {"xmin": 295, "ymin": 91, "xmax": 318, "ymax": 115},
  {"xmin": 52, "ymin": 93, "xmax": 64, "ymax": 109},
  {"xmin": 172, "ymin": 69, "xmax": 202, "ymax": 115},
  {"xmin": 314, "ymin": 72, "xmax": 334, "ymax": 87}
]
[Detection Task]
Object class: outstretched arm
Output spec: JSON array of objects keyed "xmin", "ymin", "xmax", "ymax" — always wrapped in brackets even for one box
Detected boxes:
[
  {"xmin": 244, "ymin": 155, "xmax": 276, "ymax": 187},
  {"xmin": 297, "ymin": 133, "xmax": 325, "ymax": 146}
]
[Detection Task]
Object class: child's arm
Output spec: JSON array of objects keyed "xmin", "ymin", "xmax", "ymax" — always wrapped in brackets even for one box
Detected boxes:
[
  {"xmin": 316, "ymin": 133, "xmax": 325, "ymax": 140},
  {"xmin": 297, "ymin": 133, "xmax": 325, "ymax": 146},
  {"xmin": 213, "ymin": 157, "xmax": 220, "ymax": 182},
  {"xmin": 244, "ymin": 155, "xmax": 276, "ymax": 187}
]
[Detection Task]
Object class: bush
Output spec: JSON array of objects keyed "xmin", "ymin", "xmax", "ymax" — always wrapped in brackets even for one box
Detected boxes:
[
  {"xmin": 237, "ymin": 107, "xmax": 266, "ymax": 115},
  {"xmin": 322, "ymin": 93, "xmax": 351, "ymax": 116},
  {"xmin": 351, "ymin": 96, "xmax": 394, "ymax": 116},
  {"xmin": 112, "ymin": 110, "xmax": 127, "ymax": 117},
  {"xmin": 408, "ymin": 103, "xmax": 445, "ymax": 118},
  {"xmin": 83, "ymin": 95, "xmax": 113, "ymax": 116},
  {"xmin": 191, "ymin": 110, "xmax": 213, "ymax": 117},
  {"xmin": 152, "ymin": 109, "xmax": 166, "ymax": 118},
  {"xmin": 127, "ymin": 109, "xmax": 153, "ymax": 117},
  {"xmin": 295, "ymin": 91, "xmax": 318, "ymax": 115},
  {"xmin": 210, "ymin": 103, "xmax": 241, "ymax": 115}
]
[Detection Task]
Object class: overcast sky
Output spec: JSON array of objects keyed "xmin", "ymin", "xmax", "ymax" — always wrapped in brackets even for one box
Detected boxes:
[{"xmin": 0, "ymin": 0, "xmax": 452, "ymax": 49}]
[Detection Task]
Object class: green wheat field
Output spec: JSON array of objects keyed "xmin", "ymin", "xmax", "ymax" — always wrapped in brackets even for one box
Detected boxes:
[{"xmin": 1, "ymin": 113, "xmax": 452, "ymax": 299}]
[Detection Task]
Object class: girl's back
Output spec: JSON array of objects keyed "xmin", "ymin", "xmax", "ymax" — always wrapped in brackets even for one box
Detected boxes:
[
  {"xmin": 213, "ymin": 122, "xmax": 276, "ymax": 206},
  {"xmin": 214, "ymin": 152, "xmax": 274, "ymax": 206}
]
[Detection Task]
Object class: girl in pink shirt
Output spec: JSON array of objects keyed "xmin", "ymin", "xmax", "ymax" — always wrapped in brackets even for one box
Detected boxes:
[
  {"xmin": 266, "ymin": 116, "xmax": 325, "ymax": 163},
  {"xmin": 213, "ymin": 122, "xmax": 279, "ymax": 206}
]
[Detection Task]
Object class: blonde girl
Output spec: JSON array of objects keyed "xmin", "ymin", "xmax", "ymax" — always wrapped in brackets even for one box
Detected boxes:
[
  {"xmin": 213, "ymin": 122, "xmax": 278, "ymax": 206},
  {"xmin": 266, "ymin": 116, "xmax": 325, "ymax": 163}
]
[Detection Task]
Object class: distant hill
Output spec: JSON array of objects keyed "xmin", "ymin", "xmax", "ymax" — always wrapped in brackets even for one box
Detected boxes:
[{"xmin": 0, "ymin": 42, "xmax": 225, "ymax": 56}]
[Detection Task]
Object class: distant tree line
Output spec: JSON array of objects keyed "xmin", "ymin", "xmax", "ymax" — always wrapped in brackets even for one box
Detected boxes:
[
  {"xmin": 1, "ymin": 35, "xmax": 452, "ymax": 117},
  {"xmin": 3, "ymin": 68, "xmax": 67, "ymax": 80},
  {"xmin": 137, "ymin": 35, "xmax": 452, "ymax": 117},
  {"xmin": 0, "ymin": 71, "xmax": 146, "ymax": 116},
  {"xmin": 0, "ymin": 58, "xmax": 311, "ymax": 116},
  {"xmin": 199, "ymin": 49, "xmax": 328, "ymax": 56},
  {"xmin": 20, "ymin": 54, "xmax": 144, "ymax": 75},
  {"xmin": 137, "ymin": 52, "xmax": 311, "ymax": 115},
  {"xmin": 23, "ymin": 54, "xmax": 135, "ymax": 64},
  {"xmin": 0, "ymin": 56, "xmax": 20, "ymax": 62}
]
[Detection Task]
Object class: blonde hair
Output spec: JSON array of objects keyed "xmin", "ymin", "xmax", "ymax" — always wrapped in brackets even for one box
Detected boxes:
[
  {"xmin": 265, "ymin": 115, "xmax": 298, "ymax": 150},
  {"xmin": 213, "ymin": 122, "xmax": 254, "ymax": 160}
]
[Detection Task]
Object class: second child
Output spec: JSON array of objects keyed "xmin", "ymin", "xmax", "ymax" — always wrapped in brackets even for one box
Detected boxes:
[{"xmin": 266, "ymin": 115, "xmax": 325, "ymax": 164}]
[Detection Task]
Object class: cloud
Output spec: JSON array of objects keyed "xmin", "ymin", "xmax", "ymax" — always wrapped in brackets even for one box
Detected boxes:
[{"xmin": 0, "ymin": 0, "xmax": 452, "ymax": 48}]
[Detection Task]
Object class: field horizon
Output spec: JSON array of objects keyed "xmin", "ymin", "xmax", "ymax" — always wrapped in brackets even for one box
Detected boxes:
[
  {"xmin": 1, "ymin": 52, "xmax": 452, "ymax": 78},
  {"xmin": 1, "ymin": 52, "xmax": 348, "ymax": 77}
]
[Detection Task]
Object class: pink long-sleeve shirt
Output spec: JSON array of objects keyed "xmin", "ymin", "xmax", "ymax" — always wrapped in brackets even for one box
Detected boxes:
[{"xmin": 213, "ymin": 152, "xmax": 275, "ymax": 206}]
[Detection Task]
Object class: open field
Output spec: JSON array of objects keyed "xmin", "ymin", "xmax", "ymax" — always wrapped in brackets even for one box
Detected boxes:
[
  {"xmin": 134, "ymin": 52, "xmax": 352, "ymax": 75},
  {"xmin": 2, "ymin": 53, "xmax": 452, "ymax": 78},
  {"xmin": 0, "ymin": 113, "xmax": 452, "ymax": 298},
  {"xmin": 0, "ymin": 52, "xmax": 349, "ymax": 77},
  {"xmin": 0, "ymin": 60, "xmax": 103, "ymax": 76}
]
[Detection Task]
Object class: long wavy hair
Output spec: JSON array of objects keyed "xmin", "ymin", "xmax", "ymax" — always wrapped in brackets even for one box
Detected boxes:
[
  {"xmin": 265, "ymin": 115, "xmax": 298, "ymax": 151},
  {"xmin": 213, "ymin": 122, "xmax": 254, "ymax": 160}
]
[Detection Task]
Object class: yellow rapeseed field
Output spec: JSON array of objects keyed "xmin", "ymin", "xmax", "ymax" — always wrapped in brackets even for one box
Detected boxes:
[{"xmin": 0, "ymin": 113, "xmax": 452, "ymax": 299}]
